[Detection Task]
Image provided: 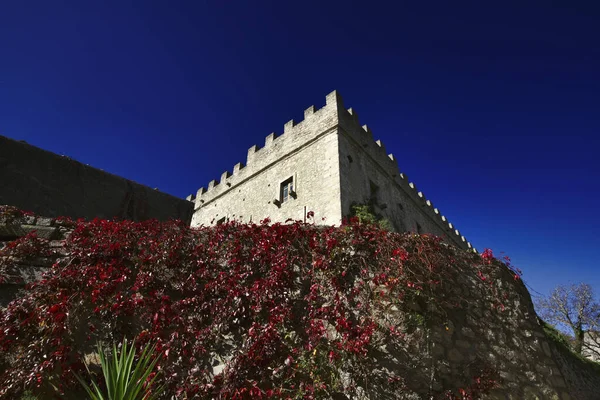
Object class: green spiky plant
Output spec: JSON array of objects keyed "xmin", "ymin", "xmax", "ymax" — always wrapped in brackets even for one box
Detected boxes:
[{"xmin": 75, "ymin": 338, "xmax": 163, "ymax": 400}]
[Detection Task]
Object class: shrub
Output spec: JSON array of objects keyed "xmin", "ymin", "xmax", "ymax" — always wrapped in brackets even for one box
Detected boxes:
[
  {"xmin": 0, "ymin": 216, "xmax": 505, "ymax": 399},
  {"xmin": 75, "ymin": 338, "xmax": 163, "ymax": 400},
  {"xmin": 350, "ymin": 204, "xmax": 392, "ymax": 231}
]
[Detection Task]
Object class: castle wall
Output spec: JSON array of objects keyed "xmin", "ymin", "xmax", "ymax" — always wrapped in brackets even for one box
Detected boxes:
[
  {"xmin": 336, "ymin": 109, "xmax": 470, "ymax": 250},
  {"xmin": 190, "ymin": 92, "xmax": 345, "ymax": 227},
  {"xmin": 0, "ymin": 135, "xmax": 193, "ymax": 223}
]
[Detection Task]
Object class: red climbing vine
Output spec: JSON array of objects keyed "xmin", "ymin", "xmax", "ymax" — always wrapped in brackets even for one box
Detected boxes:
[{"xmin": 0, "ymin": 210, "xmax": 511, "ymax": 399}]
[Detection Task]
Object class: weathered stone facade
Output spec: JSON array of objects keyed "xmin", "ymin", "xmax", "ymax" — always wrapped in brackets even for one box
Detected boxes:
[
  {"xmin": 191, "ymin": 91, "xmax": 471, "ymax": 251},
  {"xmin": 0, "ymin": 210, "xmax": 72, "ymax": 306}
]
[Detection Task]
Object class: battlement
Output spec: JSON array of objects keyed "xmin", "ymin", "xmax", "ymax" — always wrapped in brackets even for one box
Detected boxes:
[
  {"xmin": 194, "ymin": 90, "xmax": 344, "ymax": 207},
  {"xmin": 192, "ymin": 91, "xmax": 474, "ymax": 251},
  {"xmin": 336, "ymin": 104, "xmax": 474, "ymax": 251}
]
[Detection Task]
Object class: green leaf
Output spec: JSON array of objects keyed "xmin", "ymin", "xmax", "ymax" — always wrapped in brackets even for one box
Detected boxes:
[{"xmin": 74, "ymin": 337, "xmax": 163, "ymax": 400}]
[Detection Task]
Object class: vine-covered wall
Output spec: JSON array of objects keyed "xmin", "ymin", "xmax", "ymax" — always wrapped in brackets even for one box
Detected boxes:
[{"xmin": 1, "ymin": 207, "xmax": 599, "ymax": 399}]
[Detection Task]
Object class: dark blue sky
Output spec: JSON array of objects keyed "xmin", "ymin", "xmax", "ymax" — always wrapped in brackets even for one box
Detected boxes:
[{"xmin": 1, "ymin": 1, "xmax": 599, "ymax": 299}]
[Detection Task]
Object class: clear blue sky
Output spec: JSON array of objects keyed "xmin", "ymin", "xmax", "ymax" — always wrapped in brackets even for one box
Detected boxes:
[{"xmin": 1, "ymin": 1, "xmax": 599, "ymax": 300}]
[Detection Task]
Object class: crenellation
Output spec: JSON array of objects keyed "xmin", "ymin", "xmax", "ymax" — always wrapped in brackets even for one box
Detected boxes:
[
  {"xmin": 332, "ymin": 95, "xmax": 475, "ymax": 250},
  {"xmin": 233, "ymin": 162, "xmax": 245, "ymax": 174},
  {"xmin": 361, "ymin": 124, "xmax": 373, "ymax": 137},
  {"xmin": 265, "ymin": 132, "xmax": 278, "ymax": 146},
  {"xmin": 246, "ymin": 144, "xmax": 262, "ymax": 166},
  {"xmin": 283, "ymin": 119, "xmax": 295, "ymax": 133},
  {"xmin": 197, "ymin": 92, "xmax": 341, "ymax": 204},
  {"xmin": 325, "ymin": 90, "xmax": 344, "ymax": 107},
  {"xmin": 386, "ymin": 155, "xmax": 400, "ymax": 177},
  {"xmin": 221, "ymin": 171, "xmax": 232, "ymax": 184},
  {"xmin": 304, "ymin": 105, "xmax": 316, "ymax": 118},
  {"xmin": 192, "ymin": 90, "xmax": 473, "ymax": 251},
  {"xmin": 194, "ymin": 90, "xmax": 342, "ymax": 208},
  {"xmin": 347, "ymin": 108, "xmax": 359, "ymax": 124},
  {"xmin": 247, "ymin": 144, "xmax": 259, "ymax": 157}
]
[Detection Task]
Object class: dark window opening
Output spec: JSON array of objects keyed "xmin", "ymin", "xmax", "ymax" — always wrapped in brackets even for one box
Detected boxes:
[
  {"xmin": 216, "ymin": 217, "xmax": 226, "ymax": 225},
  {"xmin": 369, "ymin": 180, "xmax": 379, "ymax": 196},
  {"xmin": 369, "ymin": 180, "xmax": 379, "ymax": 205},
  {"xmin": 280, "ymin": 176, "xmax": 295, "ymax": 203},
  {"xmin": 398, "ymin": 203, "xmax": 404, "ymax": 211},
  {"xmin": 347, "ymin": 155, "xmax": 353, "ymax": 163}
]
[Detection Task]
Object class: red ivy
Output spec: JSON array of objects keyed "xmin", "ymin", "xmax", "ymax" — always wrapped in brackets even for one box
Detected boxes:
[{"xmin": 0, "ymin": 215, "xmax": 507, "ymax": 399}]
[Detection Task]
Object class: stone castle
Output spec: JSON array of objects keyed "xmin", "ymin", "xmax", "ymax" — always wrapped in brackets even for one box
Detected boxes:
[
  {"xmin": 189, "ymin": 91, "xmax": 473, "ymax": 252},
  {"xmin": 1, "ymin": 91, "xmax": 473, "ymax": 252},
  {"xmin": 3, "ymin": 92, "xmax": 600, "ymax": 398}
]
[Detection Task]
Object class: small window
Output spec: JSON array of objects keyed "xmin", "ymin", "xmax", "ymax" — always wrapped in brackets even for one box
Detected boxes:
[
  {"xmin": 347, "ymin": 155, "xmax": 353, "ymax": 163},
  {"xmin": 369, "ymin": 180, "xmax": 379, "ymax": 196},
  {"xmin": 280, "ymin": 176, "xmax": 295, "ymax": 203},
  {"xmin": 369, "ymin": 180, "xmax": 379, "ymax": 205},
  {"xmin": 398, "ymin": 203, "xmax": 404, "ymax": 211},
  {"xmin": 216, "ymin": 217, "xmax": 226, "ymax": 225}
]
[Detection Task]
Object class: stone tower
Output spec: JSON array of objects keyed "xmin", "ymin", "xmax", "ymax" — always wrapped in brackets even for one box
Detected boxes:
[{"xmin": 190, "ymin": 91, "xmax": 472, "ymax": 251}]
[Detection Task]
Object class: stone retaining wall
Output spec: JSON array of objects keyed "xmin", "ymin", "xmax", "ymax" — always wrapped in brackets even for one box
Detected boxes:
[{"xmin": 1, "ymin": 209, "xmax": 599, "ymax": 398}]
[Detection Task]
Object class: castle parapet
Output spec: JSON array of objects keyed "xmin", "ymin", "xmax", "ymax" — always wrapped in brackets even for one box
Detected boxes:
[
  {"xmin": 337, "ymin": 100, "xmax": 473, "ymax": 251},
  {"xmin": 193, "ymin": 90, "xmax": 344, "ymax": 210}
]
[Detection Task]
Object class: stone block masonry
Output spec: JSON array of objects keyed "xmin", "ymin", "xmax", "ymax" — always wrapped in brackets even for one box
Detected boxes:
[
  {"xmin": 190, "ymin": 91, "xmax": 343, "ymax": 228},
  {"xmin": 0, "ymin": 135, "xmax": 193, "ymax": 223},
  {"xmin": 0, "ymin": 210, "xmax": 73, "ymax": 306},
  {"xmin": 191, "ymin": 91, "xmax": 473, "ymax": 251}
]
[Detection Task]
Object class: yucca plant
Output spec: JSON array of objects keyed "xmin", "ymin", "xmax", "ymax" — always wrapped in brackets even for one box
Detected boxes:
[{"xmin": 75, "ymin": 338, "xmax": 163, "ymax": 400}]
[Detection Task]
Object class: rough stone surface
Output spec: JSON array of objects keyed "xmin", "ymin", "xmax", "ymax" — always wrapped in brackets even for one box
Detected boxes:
[
  {"xmin": 374, "ymin": 252, "xmax": 600, "ymax": 400},
  {"xmin": 0, "ymin": 135, "xmax": 193, "ymax": 223},
  {"xmin": 337, "ymin": 108, "xmax": 466, "ymax": 249},
  {"xmin": 547, "ymin": 334, "xmax": 600, "ymax": 399},
  {"xmin": 191, "ymin": 91, "xmax": 470, "ymax": 250},
  {"xmin": 0, "ymin": 212, "xmax": 72, "ymax": 306},
  {"xmin": 191, "ymin": 92, "xmax": 343, "ymax": 227}
]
